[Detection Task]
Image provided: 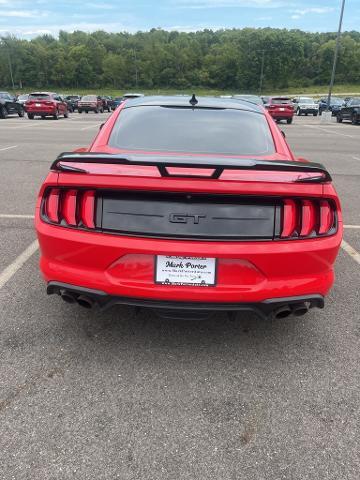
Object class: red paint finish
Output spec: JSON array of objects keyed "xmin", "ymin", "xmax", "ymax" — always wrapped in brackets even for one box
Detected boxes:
[{"xmin": 35, "ymin": 99, "xmax": 343, "ymax": 309}]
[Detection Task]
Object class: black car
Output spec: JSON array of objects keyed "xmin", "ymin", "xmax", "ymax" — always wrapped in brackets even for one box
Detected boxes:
[
  {"xmin": 100, "ymin": 96, "xmax": 112, "ymax": 112},
  {"xmin": 65, "ymin": 95, "xmax": 81, "ymax": 112},
  {"xmin": 0, "ymin": 92, "xmax": 25, "ymax": 118},
  {"xmin": 318, "ymin": 97, "xmax": 344, "ymax": 116},
  {"xmin": 337, "ymin": 97, "xmax": 360, "ymax": 125}
]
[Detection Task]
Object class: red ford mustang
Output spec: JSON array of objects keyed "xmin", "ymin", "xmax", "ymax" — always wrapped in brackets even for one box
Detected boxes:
[{"xmin": 35, "ymin": 95, "xmax": 342, "ymax": 320}]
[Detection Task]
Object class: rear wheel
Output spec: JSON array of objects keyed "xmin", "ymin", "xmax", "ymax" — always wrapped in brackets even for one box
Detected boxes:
[
  {"xmin": 351, "ymin": 113, "xmax": 359, "ymax": 125},
  {"xmin": 27, "ymin": 113, "xmax": 34, "ymax": 120},
  {"xmin": 313, "ymin": 112, "xmax": 318, "ymax": 116},
  {"xmin": 296, "ymin": 108, "xmax": 301, "ymax": 116},
  {"xmin": 94, "ymin": 109, "xmax": 98, "ymax": 114},
  {"xmin": 0, "ymin": 106, "xmax": 7, "ymax": 119},
  {"xmin": 336, "ymin": 115, "xmax": 343, "ymax": 123},
  {"xmin": 41, "ymin": 115, "xmax": 46, "ymax": 120},
  {"xmin": 18, "ymin": 108, "xmax": 25, "ymax": 118},
  {"xmin": 287, "ymin": 118, "xmax": 293, "ymax": 124},
  {"xmin": 64, "ymin": 110, "xmax": 69, "ymax": 118},
  {"xmin": 85, "ymin": 110, "xmax": 88, "ymax": 114},
  {"xmin": 78, "ymin": 109, "xmax": 82, "ymax": 114},
  {"xmin": 53, "ymin": 110, "xmax": 59, "ymax": 120}
]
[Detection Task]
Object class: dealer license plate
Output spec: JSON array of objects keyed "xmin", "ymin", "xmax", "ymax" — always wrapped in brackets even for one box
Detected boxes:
[
  {"xmin": 155, "ymin": 256, "xmax": 216, "ymax": 286},
  {"xmin": 279, "ymin": 107, "xmax": 285, "ymax": 111}
]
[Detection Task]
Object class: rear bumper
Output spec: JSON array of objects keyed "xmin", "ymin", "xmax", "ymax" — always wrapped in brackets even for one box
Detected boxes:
[
  {"xmin": 268, "ymin": 111, "xmax": 293, "ymax": 120},
  {"xmin": 27, "ymin": 107, "xmax": 56, "ymax": 115},
  {"xmin": 47, "ymin": 281, "xmax": 324, "ymax": 319},
  {"xmin": 36, "ymin": 217, "xmax": 342, "ymax": 305}
]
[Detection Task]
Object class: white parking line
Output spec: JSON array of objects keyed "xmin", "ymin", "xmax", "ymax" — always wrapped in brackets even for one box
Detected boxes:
[
  {"xmin": 353, "ymin": 156, "xmax": 360, "ymax": 161},
  {"xmin": 341, "ymin": 240, "xmax": 360, "ymax": 265},
  {"xmin": 0, "ymin": 145, "xmax": 17, "ymax": 152},
  {"xmin": 0, "ymin": 214, "xmax": 34, "ymax": 219},
  {"xmin": 344, "ymin": 225, "xmax": 360, "ymax": 229},
  {"xmin": 80, "ymin": 123, "xmax": 103, "ymax": 131},
  {"xmin": 0, "ymin": 240, "xmax": 39, "ymax": 290}
]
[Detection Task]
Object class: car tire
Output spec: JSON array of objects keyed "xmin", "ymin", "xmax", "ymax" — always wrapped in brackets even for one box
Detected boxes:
[
  {"xmin": 336, "ymin": 115, "xmax": 343, "ymax": 123},
  {"xmin": 94, "ymin": 109, "xmax": 98, "ymax": 114},
  {"xmin": 85, "ymin": 110, "xmax": 88, "ymax": 114},
  {"xmin": 53, "ymin": 110, "xmax": 59, "ymax": 120},
  {"xmin": 351, "ymin": 113, "xmax": 358, "ymax": 125},
  {"xmin": 287, "ymin": 118, "xmax": 293, "ymax": 124},
  {"xmin": 296, "ymin": 108, "xmax": 301, "ymax": 116},
  {"xmin": 64, "ymin": 110, "xmax": 69, "ymax": 118},
  {"xmin": 78, "ymin": 110, "xmax": 82, "ymax": 114},
  {"xmin": 18, "ymin": 108, "xmax": 25, "ymax": 118},
  {"xmin": 0, "ymin": 106, "xmax": 7, "ymax": 119},
  {"xmin": 27, "ymin": 113, "xmax": 34, "ymax": 120},
  {"xmin": 41, "ymin": 115, "xmax": 46, "ymax": 120},
  {"xmin": 314, "ymin": 112, "xmax": 318, "ymax": 116}
]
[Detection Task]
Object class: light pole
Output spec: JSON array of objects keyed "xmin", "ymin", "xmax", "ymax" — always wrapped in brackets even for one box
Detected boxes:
[{"xmin": 327, "ymin": 0, "xmax": 346, "ymax": 110}]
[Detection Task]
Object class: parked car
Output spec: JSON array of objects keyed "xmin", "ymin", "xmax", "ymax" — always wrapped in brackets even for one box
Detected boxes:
[
  {"xmin": 232, "ymin": 94, "xmax": 264, "ymax": 105},
  {"xmin": 263, "ymin": 97, "xmax": 294, "ymax": 123},
  {"xmin": 113, "ymin": 96, "xmax": 124, "ymax": 109},
  {"xmin": 113, "ymin": 93, "xmax": 145, "ymax": 109},
  {"xmin": 35, "ymin": 95, "xmax": 342, "ymax": 321},
  {"xmin": 337, "ymin": 97, "xmax": 360, "ymax": 124},
  {"xmin": 78, "ymin": 95, "xmax": 104, "ymax": 113},
  {"xmin": 100, "ymin": 96, "xmax": 112, "ymax": 112},
  {"xmin": 64, "ymin": 95, "xmax": 81, "ymax": 112},
  {"xmin": 0, "ymin": 91, "xmax": 25, "ymax": 118},
  {"xmin": 25, "ymin": 92, "xmax": 69, "ymax": 120},
  {"xmin": 292, "ymin": 97, "xmax": 319, "ymax": 116},
  {"xmin": 17, "ymin": 94, "xmax": 29, "ymax": 107},
  {"xmin": 318, "ymin": 97, "xmax": 344, "ymax": 116}
]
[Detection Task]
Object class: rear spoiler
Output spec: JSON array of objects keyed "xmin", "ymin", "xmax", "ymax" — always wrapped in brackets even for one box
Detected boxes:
[{"xmin": 52, "ymin": 152, "xmax": 332, "ymax": 183}]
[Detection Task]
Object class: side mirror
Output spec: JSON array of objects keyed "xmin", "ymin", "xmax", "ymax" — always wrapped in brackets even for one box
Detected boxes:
[{"xmin": 281, "ymin": 130, "xmax": 286, "ymax": 139}]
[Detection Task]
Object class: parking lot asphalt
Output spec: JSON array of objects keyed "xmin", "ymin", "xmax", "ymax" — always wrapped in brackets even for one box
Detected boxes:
[{"xmin": 0, "ymin": 113, "xmax": 359, "ymax": 479}]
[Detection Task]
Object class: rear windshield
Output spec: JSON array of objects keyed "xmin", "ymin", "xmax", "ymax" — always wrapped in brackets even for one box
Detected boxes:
[
  {"xmin": 109, "ymin": 106, "xmax": 275, "ymax": 156},
  {"xmin": 66, "ymin": 95, "xmax": 79, "ymax": 100},
  {"xmin": 29, "ymin": 93, "xmax": 51, "ymax": 99},
  {"xmin": 271, "ymin": 98, "xmax": 291, "ymax": 104},
  {"xmin": 81, "ymin": 95, "xmax": 96, "ymax": 101},
  {"xmin": 299, "ymin": 98, "xmax": 314, "ymax": 104}
]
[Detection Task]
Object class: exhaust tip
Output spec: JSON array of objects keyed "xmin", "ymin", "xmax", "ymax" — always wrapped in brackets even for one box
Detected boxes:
[
  {"xmin": 60, "ymin": 290, "xmax": 76, "ymax": 304},
  {"xmin": 77, "ymin": 295, "xmax": 94, "ymax": 309},
  {"xmin": 273, "ymin": 306, "xmax": 292, "ymax": 319},
  {"xmin": 291, "ymin": 303, "xmax": 309, "ymax": 317}
]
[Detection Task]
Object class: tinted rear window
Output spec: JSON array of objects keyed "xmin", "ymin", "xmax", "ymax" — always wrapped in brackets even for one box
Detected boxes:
[
  {"xmin": 81, "ymin": 95, "xmax": 96, "ymax": 101},
  {"xmin": 29, "ymin": 93, "xmax": 51, "ymax": 99},
  {"xmin": 271, "ymin": 98, "xmax": 291, "ymax": 104},
  {"xmin": 109, "ymin": 106, "xmax": 275, "ymax": 156}
]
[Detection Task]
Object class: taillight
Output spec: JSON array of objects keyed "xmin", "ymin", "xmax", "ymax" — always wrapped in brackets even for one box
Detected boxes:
[
  {"xmin": 43, "ymin": 188, "xmax": 96, "ymax": 229},
  {"xmin": 281, "ymin": 198, "xmax": 336, "ymax": 239}
]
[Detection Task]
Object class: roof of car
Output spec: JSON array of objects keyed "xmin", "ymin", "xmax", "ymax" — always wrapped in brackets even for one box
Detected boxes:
[{"xmin": 122, "ymin": 95, "xmax": 264, "ymax": 113}]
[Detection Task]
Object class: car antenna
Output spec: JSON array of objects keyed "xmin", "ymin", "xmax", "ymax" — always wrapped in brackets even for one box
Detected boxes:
[{"xmin": 189, "ymin": 94, "xmax": 198, "ymax": 106}]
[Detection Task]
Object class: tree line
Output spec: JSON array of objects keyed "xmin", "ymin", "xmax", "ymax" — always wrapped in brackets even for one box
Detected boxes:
[{"xmin": 1, "ymin": 28, "xmax": 360, "ymax": 92}]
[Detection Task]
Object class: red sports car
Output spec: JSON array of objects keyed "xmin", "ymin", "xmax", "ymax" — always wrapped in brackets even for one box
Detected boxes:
[{"xmin": 35, "ymin": 95, "xmax": 342, "ymax": 320}]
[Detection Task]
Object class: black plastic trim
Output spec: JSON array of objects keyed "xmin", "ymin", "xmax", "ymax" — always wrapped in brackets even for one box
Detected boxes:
[
  {"xmin": 51, "ymin": 152, "xmax": 332, "ymax": 183},
  {"xmin": 47, "ymin": 281, "xmax": 325, "ymax": 319}
]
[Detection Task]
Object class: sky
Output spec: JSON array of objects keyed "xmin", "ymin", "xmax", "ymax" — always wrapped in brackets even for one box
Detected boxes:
[{"xmin": 0, "ymin": 0, "xmax": 359, "ymax": 38}]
